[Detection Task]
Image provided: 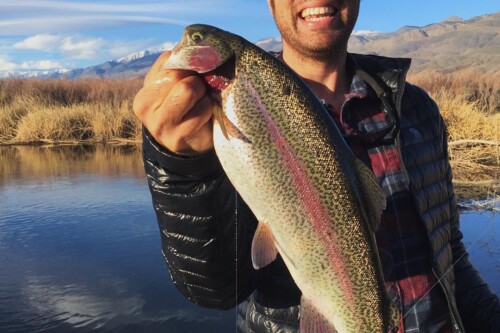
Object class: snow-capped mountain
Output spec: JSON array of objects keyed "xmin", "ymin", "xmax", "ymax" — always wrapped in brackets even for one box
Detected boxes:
[
  {"xmin": 4, "ymin": 12, "xmax": 498, "ymax": 79},
  {"xmin": 53, "ymin": 49, "xmax": 163, "ymax": 79},
  {"xmin": 114, "ymin": 50, "xmax": 158, "ymax": 64},
  {"xmin": 0, "ymin": 68, "xmax": 70, "ymax": 79}
]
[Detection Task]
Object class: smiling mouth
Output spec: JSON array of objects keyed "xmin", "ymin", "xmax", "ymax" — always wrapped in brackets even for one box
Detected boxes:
[{"xmin": 300, "ymin": 6, "xmax": 338, "ymax": 22}]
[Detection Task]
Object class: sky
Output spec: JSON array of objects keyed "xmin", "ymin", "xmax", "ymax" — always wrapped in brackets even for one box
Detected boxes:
[{"xmin": 0, "ymin": 0, "xmax": 499, "ymax": 75}]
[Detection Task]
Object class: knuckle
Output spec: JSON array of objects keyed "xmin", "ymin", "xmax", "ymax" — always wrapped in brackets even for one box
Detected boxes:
[
  {"xmin": 168, "ymin": 136, "xmax": 186, "ymax": 153},
  {"xmin": 148, "ymin": 124, "xmax": 164, "ymax": 141},
  {"xmin": 132, "ymin": 92, "xmax": 146, "ymax": 118},
  {"xmin": 178, "ymin": 77, "xmax": 206, "ymax": 99},
  {"xmin": 175, "ymin": 80, "xmax": 198, "ymax": 100}
]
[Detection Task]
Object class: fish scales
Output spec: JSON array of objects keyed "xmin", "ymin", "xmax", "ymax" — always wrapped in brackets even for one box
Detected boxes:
[
  {"xmin": 164, "ymin": 24, "xmax": 399, "ymax": 333},
  {"xmin": 226, "ymin": 45, "xmax": 384, "ymax": 331}
]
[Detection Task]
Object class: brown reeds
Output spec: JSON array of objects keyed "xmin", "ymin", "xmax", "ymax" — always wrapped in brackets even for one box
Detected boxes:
[
  {"xmin": 408, "ymin": 70, "xmax": 499, "ymax": 196},
  {"xmin": 0, "ymin": 71, "xmax": 498, "ymax": 191},
  {"xmin": 0, "ymin": 78, "xmax": 143, "ymax": 144}
]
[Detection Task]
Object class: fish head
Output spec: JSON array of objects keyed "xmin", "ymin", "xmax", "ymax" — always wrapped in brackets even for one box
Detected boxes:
[
  {"xmin": 163, "ymin": 24, "xmax": 235, "ymax": 75},
  {"xmin": 164, "ymin": 24, "xmax": 244, "ymax": 140}
]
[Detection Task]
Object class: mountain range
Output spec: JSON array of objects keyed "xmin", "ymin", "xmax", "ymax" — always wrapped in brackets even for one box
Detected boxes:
[{"xmin": 12, "ymin": 12, "xmax": 500, "ymax": 79}]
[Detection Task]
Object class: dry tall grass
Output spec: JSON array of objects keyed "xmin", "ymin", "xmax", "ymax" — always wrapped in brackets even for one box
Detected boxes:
[
  {"xmin": 0, "ymin": 78, "xmax": 143, "ymax": 144},
  {"xmin": 0, "ymin": 72, "xmax": 498, "ymax": 188},
  {"xmin": 408, "ymin": 70, "xmax": 499, "ymax": 195}
]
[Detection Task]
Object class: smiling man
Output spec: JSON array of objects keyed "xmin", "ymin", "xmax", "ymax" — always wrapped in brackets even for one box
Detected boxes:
[{"xmin": 133, "ymin": 0, "xmax": 499, "ymax": 332}]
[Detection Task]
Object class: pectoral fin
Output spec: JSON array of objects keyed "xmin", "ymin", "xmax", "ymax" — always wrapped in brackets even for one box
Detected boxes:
[
  {"xmin": 213, "ymin": 105, "xmax": 251, "ymax": 143},
  {"xmin": 251, "ymin": 222, "xmax": 278, "ymax": 269}
]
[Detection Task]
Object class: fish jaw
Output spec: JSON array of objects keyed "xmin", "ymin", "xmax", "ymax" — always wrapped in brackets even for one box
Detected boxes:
[{"xmin": 163, "ymin": 45, "xmax": 223, "ymax": 73}]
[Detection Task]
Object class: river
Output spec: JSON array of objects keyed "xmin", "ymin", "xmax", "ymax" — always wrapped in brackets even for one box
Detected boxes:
[{"xmin": 0, "ymin": 145, "xmax": 498, "ymax": 332}]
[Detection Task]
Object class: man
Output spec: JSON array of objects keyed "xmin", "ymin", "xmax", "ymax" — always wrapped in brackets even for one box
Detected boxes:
[{"xmin": 133, "ymin": 0, "xmax": 499, "ymax": 332}]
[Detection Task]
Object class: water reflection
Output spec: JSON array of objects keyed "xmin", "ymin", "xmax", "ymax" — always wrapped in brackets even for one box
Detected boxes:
[
  {"xmin": 0, "ymin": 145, "xmax": 498, "ymax": 332},
  {"xmin": 0, "ymin": 145, "xmax": 235, "ymax": 333},
  {"xmin": 459, "ymin": 209, "xmax": 499, "ymax": 293},
  {"xmin": 0, "ymin": 145, "xmax": 144, "ymax": 187}
]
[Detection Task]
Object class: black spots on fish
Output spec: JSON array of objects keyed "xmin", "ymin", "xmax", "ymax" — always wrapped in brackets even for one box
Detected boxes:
[
  {"xmin": 282, "ymin": 84, "xmax": 291, "ymax": 96},
  {"xmin": 326, "ymin": 230, "xmax": 333, "ymax": 239}
]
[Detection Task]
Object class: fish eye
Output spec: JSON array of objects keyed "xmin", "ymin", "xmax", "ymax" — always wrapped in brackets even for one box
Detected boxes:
[{"xmin": 191, "ymin": 32, "xmax": 204, "ymax": 43}]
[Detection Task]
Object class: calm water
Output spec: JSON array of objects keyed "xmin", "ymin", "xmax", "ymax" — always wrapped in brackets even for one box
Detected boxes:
[{"xmin": 0, "ymin": 145, "xmax": 498, "ymax": 333}]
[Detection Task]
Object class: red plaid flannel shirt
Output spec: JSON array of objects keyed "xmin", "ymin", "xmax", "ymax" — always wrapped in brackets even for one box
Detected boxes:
[{"xmin": 326, "ymin": 76, "xmax": 453, "ymax": 333}]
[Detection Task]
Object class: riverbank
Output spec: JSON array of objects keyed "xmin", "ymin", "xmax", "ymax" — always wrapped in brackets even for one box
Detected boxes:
[{"xmin": 1, "ymin": 70, "xmax": 498, "ymax": 196}]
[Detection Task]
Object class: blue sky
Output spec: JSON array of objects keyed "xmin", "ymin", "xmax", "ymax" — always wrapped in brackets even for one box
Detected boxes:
[{"xmin": 0, "ymin": 0, "xmax": 498, "ymax": 75}]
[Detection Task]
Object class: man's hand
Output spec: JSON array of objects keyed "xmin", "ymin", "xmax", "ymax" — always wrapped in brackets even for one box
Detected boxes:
[{"xmin": 133, "ymin": 51, "xmax": 214, "ymax": 155}]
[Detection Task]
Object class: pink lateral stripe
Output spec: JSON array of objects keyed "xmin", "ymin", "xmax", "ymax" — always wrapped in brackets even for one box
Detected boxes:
[{"xmin": 244, "ymin": 80, "xmax": 358, "ymax": 318}]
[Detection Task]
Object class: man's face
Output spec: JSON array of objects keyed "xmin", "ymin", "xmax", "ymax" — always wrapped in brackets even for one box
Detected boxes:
[{"xmin": 268, "ymin": 0, "xmax": 360, "ymax": 61}]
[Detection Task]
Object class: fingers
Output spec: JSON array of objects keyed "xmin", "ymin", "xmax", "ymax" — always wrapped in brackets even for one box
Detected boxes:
[
  {"xmin": 160, "ymin": 75, "xmax": 208, "ymax": 124},
  {"xmin": 175, "ymin": 95, "xmax": 213, "ymax": 137},
  {"xmin": 134, "ymin": 71, "xmax": 205, "ymax": 121},
  {"xmin": 133, "ymin": 50, "xmax": 216, "ymax": 154},
  {"xmin": 165, "ymin": 96, "xmax": 214, "ymax": 154}
]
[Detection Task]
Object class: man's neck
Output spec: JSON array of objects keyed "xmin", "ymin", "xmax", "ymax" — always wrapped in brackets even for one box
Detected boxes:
[{"xmin": 281, "ymin": 44, "xmax": 351, "ymax": 111}]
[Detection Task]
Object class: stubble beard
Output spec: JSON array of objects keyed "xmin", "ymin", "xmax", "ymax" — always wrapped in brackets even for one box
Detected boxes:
[
  {"xmin": 271, "ymin": 0, "xmax": 358, "ymax": 63},
  {"xmin": 280, "ymin": 26, "xmax": 352, "ymax": 63}
]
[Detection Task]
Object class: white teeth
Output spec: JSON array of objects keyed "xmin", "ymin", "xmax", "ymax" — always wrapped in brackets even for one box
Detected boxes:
[{"xmin": 301, "ymin": 7, "xmax": 335, "ymax": 19}]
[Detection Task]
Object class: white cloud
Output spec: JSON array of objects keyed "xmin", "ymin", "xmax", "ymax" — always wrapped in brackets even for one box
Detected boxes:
[
  {"xmin": 14, "ymin": 34, "xmax": 105, "ymax": 60},
  {"xmin": 14, "ymin": 34, "xmax": 106, "ymax": 60},
  {"xmin": 19, "ymin": 60, "xmax": 64, "ymax": 70},
  {"xmin": 60, "ymin": 36, "xmax": 104, "ymax": 59},
  {"xmin": 14, "ymin": 34, "xmax": 62, "ymax": 51},
  {"xmin": 0, "ymin": 54, "xmax": 66, "ymax": 75},
  {"xmin": 13, "ymin": 33, "xmax": 171, "ymax": 63},
  {"xmin": 0, "ymin": 0, "xmax": 271, "ymax": 74},
  {"xmin": 0, "ymin": 1, "xmax": 230, "ymax": 15},
  {"xmin": 0, "ymin": 15, "xmax": 190, "ymax": 35},
  {"xmin": 0, "ymin": 0, "xmax": 257, "ymax": 36},
  {"xmin": 0, "ymin": 56, "xmax": 18, "ymax": 71}
]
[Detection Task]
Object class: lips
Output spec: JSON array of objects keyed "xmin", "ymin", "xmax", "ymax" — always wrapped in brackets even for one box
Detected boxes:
[{"xmin": 300, "ymin": 6, "xmax": 338, "ymax": 22}]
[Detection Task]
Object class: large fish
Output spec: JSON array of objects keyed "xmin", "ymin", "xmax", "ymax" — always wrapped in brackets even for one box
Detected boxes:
[{"xmin": 164, "ymin": 24, "xmax": 400, "ymax": 333}]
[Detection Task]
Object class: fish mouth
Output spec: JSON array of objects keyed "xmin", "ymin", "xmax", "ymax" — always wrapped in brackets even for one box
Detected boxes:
[
  {"xmin": 202, "ymin": 55, "xmax": 235, "ymax": 93},
  {"xmin": 298, "ymin": 5, "xmax": 338, "ymax": 22}
]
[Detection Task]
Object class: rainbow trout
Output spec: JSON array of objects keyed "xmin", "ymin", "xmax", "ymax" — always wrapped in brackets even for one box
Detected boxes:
[{"xmin": 164, "ymin": 24, "xmax": 400, "ymax": 333}]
